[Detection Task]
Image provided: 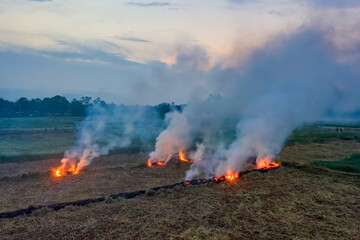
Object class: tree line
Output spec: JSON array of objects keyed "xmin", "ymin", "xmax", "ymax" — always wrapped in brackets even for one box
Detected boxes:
[{"xmin": 0, "ymin": 95, "xmax": 182, "ymax": 118}]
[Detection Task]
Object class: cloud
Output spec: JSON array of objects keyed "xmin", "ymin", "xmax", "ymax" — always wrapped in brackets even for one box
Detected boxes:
[
  {"xmin": 116, "ymin": 36, "xmax": 151, "ymax": 43},
  {"xmin": 228, "ymin": 0, "xmax": 360, "ymax": 8},
  {"xmin": 308, "ymin": 0, "xmax": 360, "ymax": 8},
  {"xmin": 0, "ymin": 45, "xmax": 212, "ymax": 105},
  {"xmin": 127, "ymin": 2, "xmax": 170, "ymax": 7},
  {"xmin": 28, "ymin": 0, "xmax": 52, "ymax": 2},
  {"xmin": 0, "ymin": 48, "xmax": 147, "ymax": 103}
]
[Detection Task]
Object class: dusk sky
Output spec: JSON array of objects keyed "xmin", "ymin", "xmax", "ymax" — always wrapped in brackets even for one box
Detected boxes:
[{"xmin": 1, "ymin": 0, "xmax": 359, "ymax": 104}]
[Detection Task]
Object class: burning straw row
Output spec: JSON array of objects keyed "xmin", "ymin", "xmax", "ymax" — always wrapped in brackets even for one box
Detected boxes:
[{"xmin": 0, "ymin": 165, "xmax": 279, "ymax": 219}]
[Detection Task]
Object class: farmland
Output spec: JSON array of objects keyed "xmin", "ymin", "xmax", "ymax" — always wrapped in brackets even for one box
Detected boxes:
[{"xmin": 0, "ymin": 117, "xmax": 359, "ymax": 239}]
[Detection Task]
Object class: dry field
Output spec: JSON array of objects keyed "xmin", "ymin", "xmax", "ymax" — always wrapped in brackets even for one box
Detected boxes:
[{"xmin": 0, "ymin": 140, "xmax": 359, "ymax": 239}]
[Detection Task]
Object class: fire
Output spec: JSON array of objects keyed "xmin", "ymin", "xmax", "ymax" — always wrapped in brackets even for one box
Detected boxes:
[
  {"xmin": 55, "ymin": 169, "xmax": 61, "ymax": 177},
  {"xmin": 224, "ymin": 170, "xmax": 239, "ymax": 181},
  {"xmin": 179, "ymin": 151, "xmax": 190, "ymax": 162},
  {"xmin": 147, "ymin": 150, "xmax": 202, "ymax": 167},
  {"xmin": 52, "ymin": 162, "xmax": 79, "ymax": 177},
  {"xmin": 256, "ymin": 157, "xmax": 280, "ymax": 170},
  {"xmin": 69, "ymin": 164, "xmax": 79, "ymax": 174},
  {"xmin": 147, "ymin": 161, "xmax": 167, "ymax": 166}
]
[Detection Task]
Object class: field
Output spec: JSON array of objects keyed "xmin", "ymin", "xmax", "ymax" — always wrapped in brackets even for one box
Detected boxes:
[
  {"xmin": 0, "ymin": 117, "xmax": 359, "ymax": 239},
  {"xmin": 0, "ymin": 117, "xmax": 82, "ymax": 163}
]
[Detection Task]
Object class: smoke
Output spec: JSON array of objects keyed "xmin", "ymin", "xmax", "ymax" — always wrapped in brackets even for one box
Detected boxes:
[
  {"xmin": 148, "ymin": 27, "xmax": 360, "ymax": 180},
  {"xmin": 57, "ymin": 13, "xmax": 360, "ymax": 180},
  {"xmin": 148, "ymin": 111, "xmax": 191, "ymax": 163},
  {"xmin": 60, "ymin": 104, "xmax": 166, "ymax": 172}
]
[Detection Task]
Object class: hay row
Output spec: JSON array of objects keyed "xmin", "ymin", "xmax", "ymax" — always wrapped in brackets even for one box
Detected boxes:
[{"xmin": 0, "ymin": 166, "xmax": 279, "ymax": 219}]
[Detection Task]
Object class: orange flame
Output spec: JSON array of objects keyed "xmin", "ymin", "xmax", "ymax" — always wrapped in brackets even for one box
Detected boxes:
[
  {"xmin": 55, "ymin": 169, "xmax": 62, "ymax": 177},
  {"xmin": 52, "ymin": 167, "xmax": 63, "ymax": 177},
  {"xmin": 256, "ymin": 157, "xmax": 280, "ymax": 170},
  {"xmin": 147, "ymin": 151, "xmax": 200, "ymax": 167},
  {"xmin": 52, "ymin": 163, "xmax": 79, "ymax": 177},
  {"xmin": 224, "ymin": 170, "xmax": 239, "ymax": 181},
  {"xmin": 179, "ymin": 151, "xmax": 190, "ymax": 162},
  {"xmin": 147, "ymin": 161, "xmax": 167, "ymax": 167}
]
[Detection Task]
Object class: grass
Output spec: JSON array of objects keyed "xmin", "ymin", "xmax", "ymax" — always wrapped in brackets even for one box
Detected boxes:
[
  {"xmin": 1, "ymin": 117, "xmax": 360, "ymax": 164},
  {"xmin": 0, "ymin": 163, "xmax": 359, "ymax": 240},
  {"xmin": 0, "ymin": 117, "xmax": 161, "ymax": 163},
  {"xmin": 0, "ymin": 117, "xmax": 80, "ymax": 163},
  {"xmin": 0, "ymin": 118, "xmax": 360, "ymax": 239},
  {"xmin": 312, "ymin": 154, "xmax": 360, "ymax": 173},
  {"xmin": 285, "ymin": 125, "xmax": 360, "ymax": 145},
  {"xmin": 0, "ymin": 117, "xmax": 83, "ymax": 131},
  {"xmin": 0, "ymin": 132, "xmax": 75, "ymax": 163},
  {"xmin": 0, "ymin": 141, "xmax": 359, "ymax": 239}
]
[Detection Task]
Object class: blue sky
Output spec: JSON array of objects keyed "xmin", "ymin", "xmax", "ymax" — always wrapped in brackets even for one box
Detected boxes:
[{"xmin": 0, "ymin": 0, "xmax": 359, "ymax": 104}]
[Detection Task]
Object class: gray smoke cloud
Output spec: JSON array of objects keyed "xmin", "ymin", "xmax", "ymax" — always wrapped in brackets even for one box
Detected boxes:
[
  {"xmin": 56, "ymin": 17, "xmax": 360, "ymax": 180},
  {"xmin": 148, "ymin": 27, "xmax": 360, "ymax": 180},
  {"xmin": 58, "ymin": 104, "xmax": 166, "ymax": 173}
]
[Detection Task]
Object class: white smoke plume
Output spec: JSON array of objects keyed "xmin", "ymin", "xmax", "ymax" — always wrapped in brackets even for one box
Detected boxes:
[
  {"xmin": 148, "ymin": 26, "xmax": 360, "ymax": 180},
  {"xmin": 59, "ymin": 104, "xmax": 166, "ymax": 173},
  {"xmin": 56, "ymin": 13, "xmax": 360, "ymax": 180},
  {"xmin": 148, "ymin": 111, "xmax": 191, "ymax": 163}
]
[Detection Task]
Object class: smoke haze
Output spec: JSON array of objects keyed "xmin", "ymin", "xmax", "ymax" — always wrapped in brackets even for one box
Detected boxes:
[
  {"xmin": 59, "ymin": 104, "xmax": 167, "ymax": 172},
  {"xmin": 56, "ymin": 16, "xmax": 360, "ymax": 180},
  {"xmin": 149, "ymin": 26, "xmax": 360, "ymax": 179}
]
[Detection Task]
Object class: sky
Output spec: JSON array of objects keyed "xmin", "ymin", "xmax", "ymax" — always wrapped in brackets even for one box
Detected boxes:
[{"xmin": 0, "ymin": 0, "xmax": 359, "ymax": 104}]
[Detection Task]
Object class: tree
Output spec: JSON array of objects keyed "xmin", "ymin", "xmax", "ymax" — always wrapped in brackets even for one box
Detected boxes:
[
  {"xmin": 70, "ymin": 99, "xmax": 86, "ymax": 116},
  {"xmin": 0, "ymin": 98, "xmax": 15, "ymax": 117},
  {"xmin": 155, "ymin": 103, "xmax": 171, "ymax": 119},
  {"xmin": 15, "ymin": 97, "xmax": 29, "ymax": 117},
  {"xmin": 50, "ymin": 95, "xmax": 70, "ymax": 115},
  {"xmin": 81, "ymin": 96, "xmax": 92, "ymax": 105},
  {"xmin": 93, "ymin": 97, "xmax": 106, "ymax": 107}
]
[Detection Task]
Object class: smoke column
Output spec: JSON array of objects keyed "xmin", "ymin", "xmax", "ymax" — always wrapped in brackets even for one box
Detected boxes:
[
  {"xmin": 58, "ymin": 104, "xmax": 165, "ymax": 173},
  {"xmin": 148, "ymin": 28, "xmax": 360, "ymax": 180}
]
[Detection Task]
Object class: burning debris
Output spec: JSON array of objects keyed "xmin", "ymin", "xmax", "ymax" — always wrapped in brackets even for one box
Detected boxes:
[
  {"xmin": 53, "ymin": 163, "xmax": 78, "ymax": 177},
  {"xmin": 52, "ymin": 157, "xmax": 85, "ymax": 177},
  {"xmin": 179, "ymin": 150, "xmax": 191, "ymax": 162},
  {"xmin": 148, "ymin": 161, "xmax": 167, "ymax": 166},
  {"xmin": 0, "ymin": 164, "xmax": 280, "ymax": 219},
  {"xmin": 146, "ymin": 109, "xmax": 285, "ymax": 180},
  {"xmin": 51, "ymin": 104, "xmax": 166, "ymax": 177},
  {"xmin": 147, "ymin": 150, "xmax": 280, "ymax": 180},
  {"xmin": 147, "ymin": 151, "xmax": 199, "ymax": 167},
  {"xmin": 257, "ymin": 159, "xmax": 280, "ymax": 171}
]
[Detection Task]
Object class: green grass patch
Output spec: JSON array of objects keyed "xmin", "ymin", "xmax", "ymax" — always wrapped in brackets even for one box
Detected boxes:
[
  {"xmin": 286, "ymin": 127, "xmax": 360, "ymax": 145},
  {"xmin": 0, "ymin": 134, "xmax": 75, "ymax": 163},
  {"xmin": 0, "ymin": 117, "xmax": 83, "ymax": 130},
  {"xmin": 312, "ymin": 154, "xmax": 360, "ymax": 173}
]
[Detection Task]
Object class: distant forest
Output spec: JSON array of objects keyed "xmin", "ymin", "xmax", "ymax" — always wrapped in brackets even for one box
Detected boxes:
[{"xmin": 0, "ymin": 95, "xmax": 183, "ymax": 118}]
